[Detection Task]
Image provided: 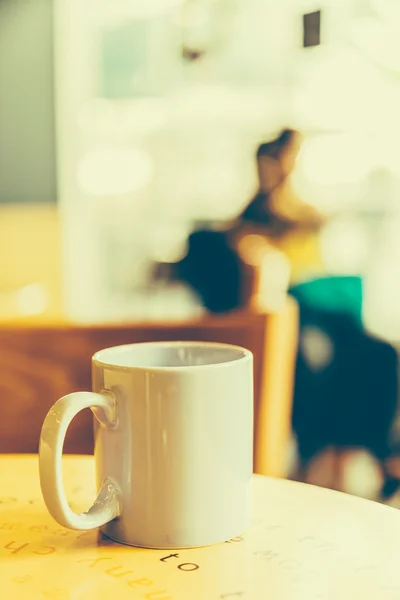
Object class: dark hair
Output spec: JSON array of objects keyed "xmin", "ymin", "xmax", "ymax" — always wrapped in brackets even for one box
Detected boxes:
[
  {"xmin": 256, "ymin": 128, "xmax": 297, "ymax": 161},
  {"xmin": 175, "ymin": 229, "xmax": 242, "ymax": 313}
]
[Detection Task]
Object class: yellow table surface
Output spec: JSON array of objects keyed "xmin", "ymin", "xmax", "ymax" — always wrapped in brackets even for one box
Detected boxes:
[{"xmin": 1, "ymin": 456, "xmax": 400, "ymax": 600}]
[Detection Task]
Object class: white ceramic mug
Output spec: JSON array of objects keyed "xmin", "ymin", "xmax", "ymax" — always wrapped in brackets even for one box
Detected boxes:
[{"xmin": 39, "ymin": 341, "xmax": 253, "ymax": 548}]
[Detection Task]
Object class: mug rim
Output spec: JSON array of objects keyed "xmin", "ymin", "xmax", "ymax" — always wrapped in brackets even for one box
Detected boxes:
[{"xmin": 93, "ymin": 340, "xmax": 252, "ymax": 372}]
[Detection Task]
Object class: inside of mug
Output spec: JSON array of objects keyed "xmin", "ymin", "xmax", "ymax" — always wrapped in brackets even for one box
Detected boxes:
[{"xmin": 94, "ymin": 342, "xmax": 249, "ymax": 369}]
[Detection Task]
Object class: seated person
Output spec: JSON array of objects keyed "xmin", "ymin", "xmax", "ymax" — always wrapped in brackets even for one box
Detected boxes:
[
  {"xmin": 154, "ymin": 128, "xmax": 326, "ymax": 312},
  {"xmin": 237, "ymin": 128, "xmax": 327, "ymax": 283}
]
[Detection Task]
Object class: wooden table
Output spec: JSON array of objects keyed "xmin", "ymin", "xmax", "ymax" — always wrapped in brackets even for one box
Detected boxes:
[{"xmin": 1, "ymin": 455, "xmax": 400, "ymax": 599}]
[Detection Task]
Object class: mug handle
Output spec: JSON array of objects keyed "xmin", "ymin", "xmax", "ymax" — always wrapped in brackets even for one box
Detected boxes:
[{"xmin": 39, "ymin": 391, "xmax": 121, "ymax": 530}]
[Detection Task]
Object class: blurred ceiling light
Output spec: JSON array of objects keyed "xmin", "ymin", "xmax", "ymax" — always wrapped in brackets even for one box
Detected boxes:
[
  {"xmin": 77, "ymin": 146, "xmax": 153, "ymax": 196},
  {"xmin": 296, "ymin": 134, "xmax": 376, "ymax": 187},
  {"xmin": 17, "ymin": 284, "xmax": 48, "ymax": 316},
  {"xmin": 78, "ymin": 98, "xmax": 168, "ymax": 138}
]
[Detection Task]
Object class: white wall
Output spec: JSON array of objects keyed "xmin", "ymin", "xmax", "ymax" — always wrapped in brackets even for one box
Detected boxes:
[{"xmin": 0, "ymin": 0, "xmax": 56, "ymax": 203}]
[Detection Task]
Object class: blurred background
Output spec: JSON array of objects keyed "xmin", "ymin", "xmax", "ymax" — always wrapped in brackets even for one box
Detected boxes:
[{"xmin": 3, "ymin": 0, "xmax": 400, "ymax": 503}]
